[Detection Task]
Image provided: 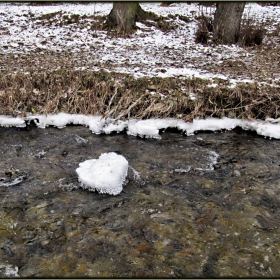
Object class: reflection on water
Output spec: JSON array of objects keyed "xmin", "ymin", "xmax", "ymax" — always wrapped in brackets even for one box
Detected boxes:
[{"xmin": 0, "ymin": 125, "xmax": 280, "ymax": 277}]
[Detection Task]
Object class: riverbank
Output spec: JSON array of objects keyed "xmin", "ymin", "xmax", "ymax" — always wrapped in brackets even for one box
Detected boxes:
[
  {"xmin": 1, "ymin": 67, "xmax": 280, "ymax": 122},
  {"xmin": 0, "ymin": 2, "xmax": 280, "ymax": 122}
]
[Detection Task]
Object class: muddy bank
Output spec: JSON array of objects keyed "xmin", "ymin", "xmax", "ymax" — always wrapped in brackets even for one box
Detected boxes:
[{"xmin": 0, "ymin": 125, "xmax": 280, "ymax": 277}]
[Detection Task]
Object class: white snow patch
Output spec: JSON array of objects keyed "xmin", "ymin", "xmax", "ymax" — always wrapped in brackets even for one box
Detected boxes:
[
  {"xmin": 74, "ymin": 135, "xmax": 88, "ymax": 144},
  {"xmin": 127, "ymin": 118, "xmax": 182, "ymax": 139},
  {"xmin": 129, "ymin": 166, "xmax": 141, "ymax": 180},
  {"xmin": 127, "ymin": 119, "xmax": 160, "ymax": 139},
  {"xmin": 195, "ymin": 150, "xmax": 219, "ymax": 171},
  {"xmin": 29, "ymin": 113, "xmax": 105, "ymax": 133},
  {"xmin": 35, "ymin": 150, "xmax": 46, "ymax": 158},
  {"xmin": 76, "ymin": 152, "xmax": 129, "ymax": 196},
  {"xmin": 0, "ymin": 116, "xmax": 25, "ymax": 127},
  {"xmin": 58, "ymin": 178, "xmax": 78, "ymax": 191},
  {"xmin": 0, "ymin": 264, "xmax": 19, "ymax": 278},
  {"xmin": 0, "ymin": 175, "xmax": 26, "ymax": 187},
  {"xmin": 103, "ymin": 120, "xmax": 128, "ymax": 134},
  {"xmin": 1, "ymin": 114, "xmax": 280, "ymax": 140},
  {"xmin": 174, "ymin": 167, "xmax": 191, "ymax": 173},
  {"xmin": 189, "ymin": 92, "xmax": 196, "ymax": 100}
]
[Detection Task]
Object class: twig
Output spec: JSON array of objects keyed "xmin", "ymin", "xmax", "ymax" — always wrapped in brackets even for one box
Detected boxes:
[{"xmin": 114, "ymin": 92, "xmax": 149, "ymax": 122}]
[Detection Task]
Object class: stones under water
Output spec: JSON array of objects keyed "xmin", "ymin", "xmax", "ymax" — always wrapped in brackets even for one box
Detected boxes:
[{"xmin": 0, "ymin": 125, "xmax": 280, "ymax": 278}]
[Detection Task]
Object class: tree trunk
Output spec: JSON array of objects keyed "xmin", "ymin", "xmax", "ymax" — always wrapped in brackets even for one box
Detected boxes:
[
  {"xmin": 213, "ymin": 2, "xmax": 246, "ymax": 45},
  {"xmin": 106, "ymin": 2, "xmax": 149, "ymax": 35},
  {"xmin": 160, "ymin": 2, "xmax": 175, "ymax": 7}
]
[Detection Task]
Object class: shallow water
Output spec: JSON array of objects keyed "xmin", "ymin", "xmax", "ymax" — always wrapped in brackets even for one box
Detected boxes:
[{"xmin": 0, "ymin": 125, "xmax": 280, "ymax": 277}]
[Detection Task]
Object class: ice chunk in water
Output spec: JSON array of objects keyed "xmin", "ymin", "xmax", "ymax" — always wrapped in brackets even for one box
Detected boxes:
[{"xmin": 76, "ymin": 152, "xmax": 128, "ymax": 195}]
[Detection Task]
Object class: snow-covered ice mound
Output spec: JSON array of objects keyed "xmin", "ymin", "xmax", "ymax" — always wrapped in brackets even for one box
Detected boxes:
[{"xmin": 76, "ymin": 152, "xmax": 128, "ymax": 196}]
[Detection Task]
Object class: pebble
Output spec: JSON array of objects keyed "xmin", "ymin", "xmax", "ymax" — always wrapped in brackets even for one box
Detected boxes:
[{"xmin": 233, "ymin": 169, "xmax": 241, "ymax": 176}]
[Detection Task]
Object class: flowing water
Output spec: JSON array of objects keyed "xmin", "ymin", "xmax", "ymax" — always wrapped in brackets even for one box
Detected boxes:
[{"xmin": 1, "ymin": 124, "xmax": 280, "ymax": 277}]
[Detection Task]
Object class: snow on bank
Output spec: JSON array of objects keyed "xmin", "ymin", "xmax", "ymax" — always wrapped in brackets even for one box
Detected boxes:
[
  {"xmin": 0, "ymin": 113, "xmax": 280, "ymax": 140},
  {"xmin": 0, "ymin": 116, "xmax": 26, "ymax": 127},
  {"xmin": 76, "ymin": 152, "xmax": 128, "ymax": 196}
]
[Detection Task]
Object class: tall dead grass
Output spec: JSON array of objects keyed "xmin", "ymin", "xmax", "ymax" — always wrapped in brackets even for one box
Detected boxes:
[{"xmin": 0, "ymin": 69, "xmax": 279, "ymax": 121}]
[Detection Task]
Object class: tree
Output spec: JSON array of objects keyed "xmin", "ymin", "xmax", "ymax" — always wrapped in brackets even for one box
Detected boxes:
[
  {"xmin": 105, "ymin": 2, "xmax": 153, "ymax": 36},
  {"xmin": 160, "ymin": 2, "xmax": 175, "ymax": 6},
  {"xmin": 213, "ymin": 2, "xmax": 246, "ymax": 45}
]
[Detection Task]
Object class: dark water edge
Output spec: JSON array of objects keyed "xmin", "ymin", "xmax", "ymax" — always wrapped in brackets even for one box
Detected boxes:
[{"xmin": 1, "ymin": 125, "xmax": 280, "ymax": 278}]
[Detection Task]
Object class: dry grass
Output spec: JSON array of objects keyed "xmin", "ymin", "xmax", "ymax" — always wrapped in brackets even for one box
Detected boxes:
[
  {"xmin": 0, "ymin": 68, "xmax": 279, "ymax": 122},
  {"xmin": 200, "ymin": 82, "xmax": 280, "ymax": 120},
  {"xmin": 195, "ymin": 14, "xmax": 213, "ymax": 44},
  {"xmin": 238, "ymin": 19, "xmax": 266, "ymax": 47}
]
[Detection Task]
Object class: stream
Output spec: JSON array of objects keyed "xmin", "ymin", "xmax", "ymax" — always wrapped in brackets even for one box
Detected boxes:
[{"xmin": 0, "ymin": 124, "xmax": 280, "ymax": 277}]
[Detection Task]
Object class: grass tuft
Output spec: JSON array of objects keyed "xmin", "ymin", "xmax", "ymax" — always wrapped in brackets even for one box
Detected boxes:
[
  {"xmin": 238, "ymin": 18, "xmax": 266, "ymax": 46},
  {"xmin": 195, "ymin": 14, "xmax": 213, "ymax": 44}
]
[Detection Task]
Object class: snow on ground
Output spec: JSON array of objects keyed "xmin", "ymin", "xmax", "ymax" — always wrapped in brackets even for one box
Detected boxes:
[
  {"xmin": 0, "ymin": 2, "xmax": 280, "ymax": 86},
  {"xmin": 76, "ymin": 152, "xmax": 129, "ymax": 195},
  {"xmin": 1, "ymin": 113, "xmax": 280, "ymax": 140}
]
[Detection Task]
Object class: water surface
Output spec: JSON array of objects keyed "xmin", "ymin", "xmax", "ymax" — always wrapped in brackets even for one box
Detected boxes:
[{"xmin": 0, "ymin": 125, "xmax": 280, "ymax": 277}]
